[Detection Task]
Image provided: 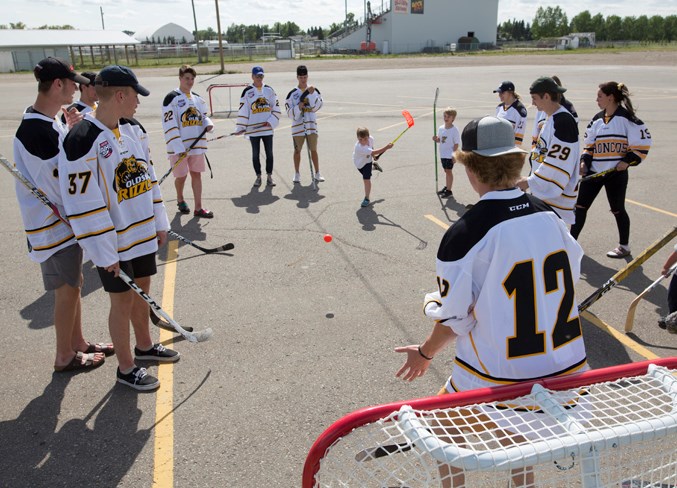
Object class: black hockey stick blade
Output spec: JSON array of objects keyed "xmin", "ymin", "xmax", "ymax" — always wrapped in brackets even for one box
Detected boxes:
[
  {"xmin": 168, "ymin": 230, "xmax": 234, "ymax": 254},
  {"xmin": 150, "ymin": 309, "xmax": 194, "ymax": 332}
]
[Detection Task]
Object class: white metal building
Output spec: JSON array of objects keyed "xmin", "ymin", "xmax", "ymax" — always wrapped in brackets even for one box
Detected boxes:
[
  {"xmin": 331, "ymin": 0, "xmax": 499, "ymax": 54},
  {"xmin": 0, "ymin": 30, "xmax": 139, "ymax": 73},
  {"xmin": 133, "ymin": 23, "xmax": 194, "ymax": 44}
]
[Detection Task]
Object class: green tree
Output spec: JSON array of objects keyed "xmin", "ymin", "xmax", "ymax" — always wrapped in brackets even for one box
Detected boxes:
[
  {"xmin": 605, "ymin": 15, "xmax": 624, "ymax": 41},
  {"xmin": 635, "ymin": 15, "xmax": 649, "ymax": 40},
  {"xmin": 590, "ymin": 13, "xmax": 606, "ymax": 41},
  {"xmin": 531, "ymin": 6, "xmax": 568, "ymax": 39},
  {"xmin": 648, "ymin": 16, "xmax": 664, "ymax": 41},
  {"xmin": 621, "ymin": 16, "xmax": 636, "ymax": 40},
  {"xmin": 9, "ymin": 22, "xmax": 26, "ymax": 29},
  {"xmin": 664, "ymin": 15, "xmax": 677, "ymax": 41},
  {"xmin": 570, "ymin": 10, "xmax": 593, "ymax": 32}
]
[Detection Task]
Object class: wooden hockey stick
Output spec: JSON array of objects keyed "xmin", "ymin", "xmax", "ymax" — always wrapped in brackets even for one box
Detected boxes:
[
  {"xmin": 374, "ymin": 110, "xmax": 415, "ymax": 162},
  {"xmin": 624, "ymin": 263, "xmax": 677, "ymax": 333},
  {"xmin": 157, "ymin": 126, "xmax": 209, "ymax": 186},
  {"xmin": 2, "ymin": 153, "xmax": 208, "ymax": 341},
  {"xmin": 578, "ymin": 226, "xmax": 677, "ymax": 312}
]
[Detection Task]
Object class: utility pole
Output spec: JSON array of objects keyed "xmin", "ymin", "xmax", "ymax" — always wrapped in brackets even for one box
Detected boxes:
[
  {"xmin": 191, "ymin": 0, "xmax": 201, "ymax": 63},
  {"xmin": 100, "ymin": 6, "xmax": 105, "ymax": 30},
  {"xmin": 214, "ymin": 0, "xmax": 225, "ymax": 73}
]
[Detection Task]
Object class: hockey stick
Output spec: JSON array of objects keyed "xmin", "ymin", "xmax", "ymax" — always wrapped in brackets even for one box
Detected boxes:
[
  {"xmin": 206, "ymin": 132, "xmax": 237, "ymax": 142},
  {"xmin": 433, "ymin": 88, "xmax": 439, "ymax": 192},
  {"xmin": 624, "ymin": 263, "xmax": 677, "ymax": 333},
  {"xmin": 2, "ymin": 153, "xmax": 207, "ymax": 341},
  {"xmin": 168, "ymin": 229, "xmax": 234, "ymax": 254},
  {"xmin": 157, "ymin": 126, "xmax": 209, "ymax": 186},
  {"xmin": 578, "ymin": 226, "xmax": 677, "ymax": 312},
  {"xmin": 373, "ymin": 110, "xmax": 415, "ymax": 162},
  {"xmin": 0, "ymin": 154, "xmax": 69, "ymax": 225},
  {"xmin": 150, "ymin": 309, "xmax": 193, "ymax": 332},
  {"xmin": 118, "ymin": 270, "xmax": 212, "ymax": 343},
  {"xmin": 301, "ymin": 109, "xmax": 317, "ymax": 191},
  {"xmin": 580, "ymin": 168, "xmax": 616, "ymax": 182}
]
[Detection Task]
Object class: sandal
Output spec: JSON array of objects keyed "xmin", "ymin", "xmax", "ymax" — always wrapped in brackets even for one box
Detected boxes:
[
  {"xmin": 194, "ymin": 208, "xmax": 214, "ymax": 218},
  {"xmin": 606, "ymin": 246, "xmax": 631, "ymax": 259},
  {"xmin": 177, "ymin": 201, "xmax": 190, "ymax": 214},
  {"xmin": 54, "ymin": 351, "xmax": 105, "ymax": 372},
  {"xmin": 84, "ymin": 342, "xmax": 115, "ymax": 357}
]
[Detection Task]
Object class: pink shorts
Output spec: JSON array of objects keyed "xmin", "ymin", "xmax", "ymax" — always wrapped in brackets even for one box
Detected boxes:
[{"xmin": 169, "ymin": 153, "xmax": 206, "ymax": 178}]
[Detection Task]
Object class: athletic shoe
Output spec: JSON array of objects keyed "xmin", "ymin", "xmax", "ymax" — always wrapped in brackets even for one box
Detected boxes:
[
  {"xmin": 293, "ymin": 172, "xmax": 301, "ymax": 183},
  {"xmin": 117, "ymin": 367, "xmax": 160, "ymax": 391},
  {"xmin": 436, "ymin": 187, "xmax": 448, "ymax": 196},
  {"xmin": 658, "ymin": 316, "xmax": 668, "ymax": 330},
  {"xmin": 253, "ymin": 175, "xmax": 262, "ymax": 187},
  {"xmin": 134, "ymin": 343, "xmax": 181, "ymax": 363},
  {"xmin": 193, "ymin": 208, "xmax": 214, "ymax": 218},
  {"xmin": 266, "ymin": 175, "xmax": 276, "ymax": 187},
  {"xmin": 360, "ymin": 198, "xmax": 370, "ymax": 208},
  {"xmin": 666, "ymin": 311, "xmax": 677, "ymax": 335},
  {"xmin": 441, "ymin": 189, "xmax": 453, "ymax": 198},
  {"xmin": 314, "ymin": 172, "xmax": 325, "ymax": 182},
  {"xmin": 177, "ymin": 201, "xmax": 190, "ymax": 214},
  {"xmin": 372, "ymin": 162, "xmax": 383, "ymax": 172},
  {"xmin": 607, "ymin": 246, "xmax": 631, "ymax": 259}
]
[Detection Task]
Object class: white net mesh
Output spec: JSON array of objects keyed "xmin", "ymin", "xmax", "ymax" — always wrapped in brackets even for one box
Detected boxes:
[
  {"xmin": 312, "ymin": 365, "xmax": 677, "ymax": 487},
  {"xmin": 206, "ymin": 83, "xmax": 248, "ymax": 118}
]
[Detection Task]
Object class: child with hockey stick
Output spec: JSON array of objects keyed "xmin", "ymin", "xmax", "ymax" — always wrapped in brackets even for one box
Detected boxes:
[
  {"xmin": 432, "ymin": 107, "xmax": 461, "ymax": 198},
  {"xmin": 353, "ymin": 127, "xmax": 393, "ymax": 208},
  {"xmin": 59, "ymin": 65, "xmax": 179, "ymax": 391},
  {"xmin": 395, "ymin": 116, "xmax": 588, "ymax": 487}
]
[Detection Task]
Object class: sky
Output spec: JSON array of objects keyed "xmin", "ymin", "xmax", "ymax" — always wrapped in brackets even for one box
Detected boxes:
[{"xmin": 4, "ymin": 0, "xmax": 677, "ymax": 34}]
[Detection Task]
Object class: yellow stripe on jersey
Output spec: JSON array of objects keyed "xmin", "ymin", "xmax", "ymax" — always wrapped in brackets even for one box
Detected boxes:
[
  {"xmin": 30, "ymin": 233, "xmax": 75, "ymax": 251},
  {"xmin": 25, "ymin": 218, "xmax": 65, "ymax": 234},
  {"xmin": 67, "ymin": 205, "xmax": 108, "ymax": 220},
  {"xmin": 116, "ymin": 215, "xmax": 154, "ymax": 234},
  {"xmin": 76, "ymin": 226, "xmax": 116, "ymax": 240},
  {"xmin": 118, "ymin": 233, "xmax": 157, "ymax": 253}
]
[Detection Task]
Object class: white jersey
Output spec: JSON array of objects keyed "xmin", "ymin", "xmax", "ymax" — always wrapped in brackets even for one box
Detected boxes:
[
  {"xmin": 162, "ymin": 88, "xmax": 213, "ymax": 156},
  {"xmin": 436, "ymin": 125, "xmax": 461, "ymax": 159},
  {"xmin": 531, "ymin": 97, "xmax": 578, "ymax": 147},
  {"xmin": 423, "ymin": 189, "xmax": 588, "ymax": 392},
  {"xmin": 285, "ymin": 87, "xmax": 323, "ymax": 136},
  {"xmin": 60, "ymin": 100, "xmax": 97, "ymax": 125},
  {"xmin": 581, "ymin": 106, "xmax": 651, "ymax": 174},
  {"xmin": 496, "ymin": 100, "xmax": 528, "ymax": 146},
  {"xmin": 235, "ymin": 84, "xmax": 280, "ymax": 138},
  {"xmin": 12, "ymin": 107, "xmax": 76, "ymax": 263},
  {"xmin": 353, "ymin": 137, "xmax": 374, "ymax": 169},
  {"xmin": 527, "ymin": 106, "xmax": 580, "ymax": 224},
  {"xmin": 58, "ymin": 115, "xmax": 169, "ymax": 268}
]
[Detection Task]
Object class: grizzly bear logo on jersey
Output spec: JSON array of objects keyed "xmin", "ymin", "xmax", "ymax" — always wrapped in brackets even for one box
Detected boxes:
[
  {"xmin": 181, "ymin": 106, "xmax": 203, "ymax": 127},
  {"xmin": 251, "ymin": 97, "xmax": 271, "ymax": 114},
  {"xmin": 114, "ymin": 156, "xmax": 152, "ymax": 203}
]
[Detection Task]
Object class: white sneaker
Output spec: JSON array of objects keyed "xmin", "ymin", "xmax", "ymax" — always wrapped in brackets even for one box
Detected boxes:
[
  {"xmin": 314, "ymin": 172, "xmax": 325, "ymax": 182},
  {"xmin": 293, "ymin": 172, "xmax": 301, "ymax": 183}
]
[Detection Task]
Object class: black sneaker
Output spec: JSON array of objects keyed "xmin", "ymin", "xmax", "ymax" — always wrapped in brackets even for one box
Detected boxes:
[
  {"xmin": 436, "ymin": 187, "xmax": 448, "ymax": 196},
  {"xmin": 134, "ymin": 343, "xmax": 181, "ymax": 362},
  {"xmin": 117, "ymin": 367, "xmax": 160, "ymax": 391},
  {"xmin": 441, "ymin": 189, "xmax": 453, "ymax": 198}
]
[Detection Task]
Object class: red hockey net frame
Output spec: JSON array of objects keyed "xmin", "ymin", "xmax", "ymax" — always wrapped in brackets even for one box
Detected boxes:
[
  {"xmin": 302, "ymin": 357, "xmax": 677, "ymax": 487},
  {"xmin": 207, "ymin": 83, "xmax": 249, "ymax": 117}
]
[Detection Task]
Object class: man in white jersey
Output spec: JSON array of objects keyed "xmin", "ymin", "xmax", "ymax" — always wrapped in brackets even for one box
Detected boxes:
[
  {"xmin": 12, "ymin": 57, "xmax": 109, "ymax": 372},
  {"xmin": 285, "ymin": 65, "xmax": 324, "ymax": 184},
  {"xmin": 162, "ymin": 65, "xmax": 214, "ymax": 218},
  {"xmin": 59, "ymin": 65, "xmax": 178, "ymax": 391},
  {"xmin": 516, "ymin": 76, "xmax": 580, "ymax": 225}
]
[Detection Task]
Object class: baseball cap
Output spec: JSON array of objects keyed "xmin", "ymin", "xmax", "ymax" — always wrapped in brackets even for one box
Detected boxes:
[
  {"xmin": 252, "ymin": 66, "xmax": 264, "ymax": 76},
  {"xmin": 493, "ymin": 81, "xmax": 515, "ymax": 93},
  {"xmin": 529, "ymin": 76, "xmax": 566, "ymax": 94},
  {"xmin": 461, "ymin": 116, "xmax": 528, "ymax": 157},
  {"xmin": 80, "ymin": 71, "xmax": 97, "ymax": 86},
  {"xmin": 34, "ymin": 57, "xmax": 90, "ymax": 84},
  {"xmin": 95, "ymin": 65, "xmax": 149, "ymax": 96},
  {"xmin": 296, "ymin": 65, "xmax": 308, "ymax": 76}
]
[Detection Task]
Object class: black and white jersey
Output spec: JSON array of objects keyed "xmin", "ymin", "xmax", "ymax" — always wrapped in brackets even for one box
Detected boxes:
[
  {"xmin": 161, "ymin": 89, "xmax": 213, "ymax": 156},
  {"xmin": 581, "ymin": 106, "xmax": 652, "ymax": 173},
  {"xmin": 528, "ymin": 106, "xmax": 580, "ymax": 224},
  {"xmin": 235, "ymin": 84, "xmax": 281, "ymax": 137},
  {"xmin": 285, "ymin": 87, "xmax": 322, "ymax": 136},
  {"xmin": 496, "ymin": 100, "xmax": 528, "ymax": 146},
  {"xmin": 531, "ymin": 97, "xmax": 578, "ymax": 147},
  {"xmin": 58, "ymin": 115, "xmax": 169, "ymax": 268},
  {"xmin": 60, "ymin": 100, "xmax": 96, "ymax": 125},
  {"xmin": 13, "ymin": 107, "xmax": 75, "ymax": 262},
  {"xmin": 423, "ymin": 189, "xmax": 588, "ymax": 392}
]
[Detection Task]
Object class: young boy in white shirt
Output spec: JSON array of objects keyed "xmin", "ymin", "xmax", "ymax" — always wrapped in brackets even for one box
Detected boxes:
[
  {"xmin": 352, "ymin": 127, "xmax": 393, "ymax": 208},
  {"xmin": 432, "ymin": 107, "xmax": 461, "ymax": 198}
]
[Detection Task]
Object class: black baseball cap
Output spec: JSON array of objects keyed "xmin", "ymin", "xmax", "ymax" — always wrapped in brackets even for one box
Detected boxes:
[
  {"xmin": 296, "ymin": 65, "xmax": 308, "ymax": 76},
  {"xmin": 461, "ymin": 116, "xmax": 528, "ymax": 157},
  {"xmin": 95, "ymin": 65, "xmax": 149, "ymax": 96},
  {"xmin": 34, "ymin": 57, "xmax": 90, "ymax": 84},
  {"xmin": 493, "ymin": 81, "xmax": 515, "ymax": 93},
  {"xmin": 80, "ymin": 71, "xmax": 97, "ymax": 86},
  {"xmin": 529, "ymin": 76, "xmax": 567, "ymax": 94}
]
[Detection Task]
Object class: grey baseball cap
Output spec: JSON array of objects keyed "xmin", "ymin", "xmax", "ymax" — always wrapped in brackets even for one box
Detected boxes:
[{"xmin": 461, "ymin": 116, "xmax": 528, "ymax": 157}]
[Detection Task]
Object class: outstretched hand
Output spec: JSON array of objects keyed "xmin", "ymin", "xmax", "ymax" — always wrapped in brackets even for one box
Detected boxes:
[
  {"xmin": 394, "ymin": 345, "xmax": 432, "ymax": 382},
  {"xmin": 62, "ymin": 107, "xmax": 84, "ymax": 129}
]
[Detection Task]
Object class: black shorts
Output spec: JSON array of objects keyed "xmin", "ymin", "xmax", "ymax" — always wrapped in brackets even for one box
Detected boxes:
[
  {"xmin": 358, "ymin": 163, "xmax": 372, "ymax": 180},
  {"xmin": 441, "ymin": 158, "xmax": 454, "ymax": 170},
  {"xmin": 97, "ymin": 252, "xmax": 157, "ymax": 293}
]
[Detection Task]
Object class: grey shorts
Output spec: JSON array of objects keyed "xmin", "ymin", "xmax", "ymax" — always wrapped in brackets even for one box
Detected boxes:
[{"xmin": 40, "ymin": 244, "xmax": 84, "ymax": 291}]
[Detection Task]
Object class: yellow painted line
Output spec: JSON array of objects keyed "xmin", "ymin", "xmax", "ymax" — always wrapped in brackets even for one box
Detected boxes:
[
  {"xmin": 423, "ymin": 213, "xmax": 660, "ymax": 361},
  {"xmin": 581, "ymin": 311, "xmax": 659, "ymax": 360},
  {"xmin": 627, "ymin": 199, "xmax": 677, "ymax": 218},
  {"xmin": 152, "ymin": 239, "xmax": 179, "ymax": 488}
]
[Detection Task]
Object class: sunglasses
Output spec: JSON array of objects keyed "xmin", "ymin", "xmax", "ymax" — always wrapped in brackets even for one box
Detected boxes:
[{"xmin": 254, "ymin": 74, "xmax": 264, "ymax": 78}]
